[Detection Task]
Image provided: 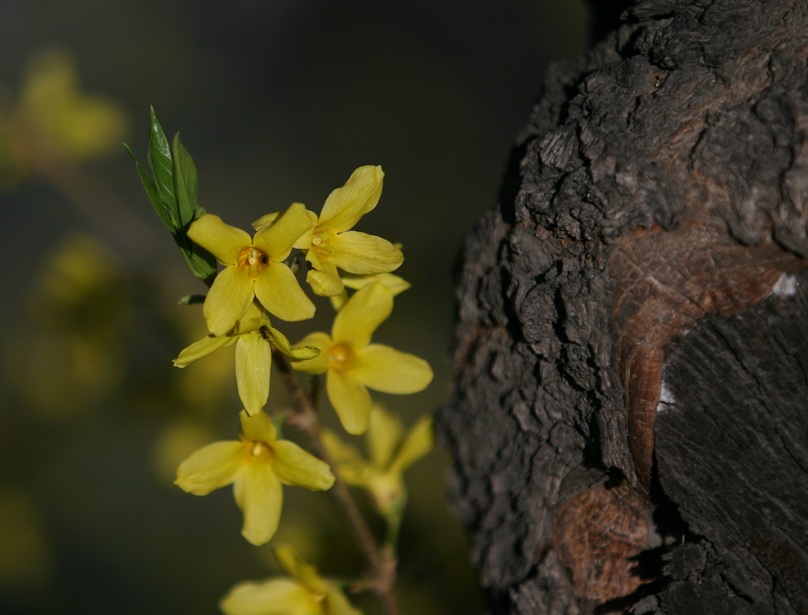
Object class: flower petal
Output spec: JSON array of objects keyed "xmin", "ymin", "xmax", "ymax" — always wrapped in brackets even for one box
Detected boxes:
[
  {"xmin": 250, "ymin": 211, "xmax": 279, "ymax": 232},
  {"xmin": 267, "ymin": 326, "xmax": 320, "ymax": 360},
  {"xmin": 175, "ymin": 441, "xmax": 244, "ymax": 495},
  {"xmin": 327, "ymin": 370, "xmax": 372, "ymax": 435},
  {"xmin": 342, "ymin": 272, "xmax": 411, "ymax": 296},
  {"xmin": 389, "ymin": 415, "xmax": 433, "ymax": 476},
  {"xmin": 353, "ymin": 345, "xmax": 433, "ymax": 394},
  {"xmin": 271, "ymin": 440, "xmax": 335, "ymax": 490},
  {"xmin": 220, "ymin": 578, "xmax": 316, "ymax": 615},
  {"xmin": 289, "ymin": 332, "xmax": 331, "ymax": 374},
  {"xmin": 325, "ymin": 589, "xmax": 364, "ymax": 615},
  {"xmin": 367, "ymin": 406, "xmax": 403, "ymax": 469},
  {"xmin": 254, "ymin": 264, "xmax": 315, "ymax": 322},
  {"xmin": 204, "ymin": 265, "xmax": 254, "ymax": 336},
  {"xmin": 328, "ymin": 232, "xmax": 403, "ymax": 275},
  {"xmin": 187, "ymin": 214, "xmax": 251, "ymax": 264},
  {"xmin": 274, "ymin": 546, "xmax": 330, "ymax": 595},
  {"xmin": 239, "ymin": 410, "xmax": 277, "ymax": 444},
  {"xmin": 234, "ymin": 461, "xmax": 283, "ymax": 546},
  {"xmin": 332, "ymin": 283, "xmax": 393, "ymax": 347},
  {"xmin": 321, "ymin": 431, "xmax": 368, "ymax": 487},
  {"xmin": 173, "ymin": 334, "xmax": 233, "ymax": 367},
  {"xmin": 318, "ymin": 166, "xmax": 384, "ymax": 233},
  {"xmin": 236, "ymin": 332, "xmax": 271, "ymax": 416},
  {"xmin": 306, "ymin": 268, "xmax": 344, "ymax": 297},
  {"xmin": 253, "ymin": 203, "xmax": 314, "ymax": 261}
]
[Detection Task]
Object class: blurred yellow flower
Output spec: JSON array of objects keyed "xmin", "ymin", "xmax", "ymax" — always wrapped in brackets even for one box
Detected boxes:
[
  {"xmin": 253, "ymin": 166, "xmax": 403, "ymax": 297},
  {"xmin": 4, "ymin": 233, "xmax": 128, "ymax": 416},
  {"xmin": 0, "ymin": 491, "xmax": 52, "ymax": 590},
  {"xmin": 174, "ymin": 302, "xmax": 318, "ymax": 416},
  {"xmin": 291, "ymin": 284, "xmax": 432, "ymax": 435},
  {"xmin": 187, "ymin": 203, "xmax": 315, "ymax": 335},
  {"xmin": 175, "ymin": 411, "xmax": 334, "ymax": 546},
  {"xmin": 322, "ymin": 406, "xmax": 433, "ymax": 519},
  {"xmin": 3, "ymin": 49, "xmax": 127, "ymax": 176},
  {"xmin": 221, "ymin": 546, "xmax": 362, "ymax": 615}
]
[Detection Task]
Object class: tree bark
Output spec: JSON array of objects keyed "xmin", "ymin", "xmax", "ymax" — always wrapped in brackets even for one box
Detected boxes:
[{"xmin": 437, "ymin": 1, "xmax": 808, "ymax": 613}]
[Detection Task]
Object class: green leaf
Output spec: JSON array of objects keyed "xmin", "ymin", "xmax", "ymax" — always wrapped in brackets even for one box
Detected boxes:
[
  {"xmin": 147, "ymin": 107, "xmax": 177, "ymax": 226},
  {"xmin": 123, "ymin": 143, "xmax": 176, "ymax": 230},
  {"xmin": 178, "ymin": 294, "xmax": 207, "ymax": 305},
  {"xmin": 177, "ymin": 235, "xmax": 217, "ymax": 286},
  {"xmin": 172, "ymin": 133, "xmax": 198, "ymax": 227}
]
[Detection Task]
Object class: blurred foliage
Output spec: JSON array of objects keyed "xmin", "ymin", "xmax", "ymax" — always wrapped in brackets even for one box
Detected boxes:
[{"xmin": 0, "ymin": 2, "xmax": 587, "ymax": 613}]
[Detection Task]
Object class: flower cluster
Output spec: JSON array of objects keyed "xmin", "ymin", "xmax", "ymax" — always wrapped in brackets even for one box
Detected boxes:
[{"xmin": 130, "ymin": 120, "xmax": 436, "ymax": 613}]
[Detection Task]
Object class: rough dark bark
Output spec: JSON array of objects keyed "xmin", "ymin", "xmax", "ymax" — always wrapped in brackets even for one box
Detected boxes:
[{"xmin": 437, "ymin": 1, "xmax": 808, "ymax": 613}]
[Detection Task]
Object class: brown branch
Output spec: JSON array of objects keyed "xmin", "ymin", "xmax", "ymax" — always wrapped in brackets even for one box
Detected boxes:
[{"xmin": 272, "ymin": 350, "xmax": 400, "ymax": 615}]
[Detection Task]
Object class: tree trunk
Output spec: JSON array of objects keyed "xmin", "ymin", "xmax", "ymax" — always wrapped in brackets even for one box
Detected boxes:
[{"xmin": 437, "ymin": 1, "xmax": 808, "ymax": 613}]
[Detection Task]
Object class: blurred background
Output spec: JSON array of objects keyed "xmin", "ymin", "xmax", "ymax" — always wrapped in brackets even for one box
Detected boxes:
[{"xmin": 0, "ymin": 1, "xmax": 587, "ymax": 613}]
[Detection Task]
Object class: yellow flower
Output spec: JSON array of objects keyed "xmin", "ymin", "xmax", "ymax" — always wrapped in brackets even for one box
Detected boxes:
[
  {"xmin": 322, "ymin": 406, "xmax": 433, "ymax": 519},
  {"xmin": 187, "ymin": 203, "xmax": 315, "ymax": 336},
  {"xmin": 175, "ymin": 411, "xmax": 334, "ymax": 546},
  {"xmin": 291, "ymin": 284, "xmax": 432, "ymax": 435},
  {"xmin": 8, "ymin": 49, "xmax": 128, "ymax": 169},
  {"xmin": 220, "ymin": 546, "xmax": 362, "ymax": 615},
  {"xmin": 173, "ymin": 303, "xmax": 318, "ymax": 416},
  {"xmin": 253, "ymin": 166, "xmax": 403, "ymax": 297}
]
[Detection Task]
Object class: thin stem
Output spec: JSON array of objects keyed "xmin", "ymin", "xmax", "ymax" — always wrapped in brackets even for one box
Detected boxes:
[{"xmin": 272, "ymin": 350, "xmax": 400, "ymax": 615}]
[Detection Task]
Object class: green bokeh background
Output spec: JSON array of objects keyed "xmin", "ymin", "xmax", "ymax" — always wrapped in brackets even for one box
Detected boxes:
[{"xmin": 0, "ymin": 2, "xmax": 587, "ymax": 613}]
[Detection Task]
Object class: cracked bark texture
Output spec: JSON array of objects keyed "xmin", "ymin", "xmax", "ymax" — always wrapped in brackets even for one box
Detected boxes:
[{"xmin": 437, "ymin": 0, "xmax": 808, "ymax": 613}]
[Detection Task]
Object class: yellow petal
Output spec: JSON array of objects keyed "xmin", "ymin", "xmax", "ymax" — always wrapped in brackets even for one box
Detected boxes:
[
  {"xmin": 353, "ymin": 345, "xmax": 433, "ymax": 394},
  {"xmin": 389, "ymin": 415, "xmax": 433, "ymax": 476},
  {"xmin": 253, "ymin": 203, "xmax": 314, "ymax": 262},
  {"xmin": 220, "ymin": 578, "xmax": 317, "ymax": 615},
  {"xmin": 332, "ymin": 283, "xmax": 393, "ymax": 347},
  {"xmin": 254, "ymin": 264, "xmax": 315, "ymax": 322},
  {"xmin": 175, "ymin": 441, "xmax": 244, "ymax": 495},
  {"xmin": 250, "ymin": 211, "xmax": 280, "ymax": 232},
  {"xmin": 342, "ymin": 272, "xmax": 411, "ymax": 296},
  {"xmin": 325, "ymin": 589, "xmax": 364, "ymax": 615},
  {"xmin": 173, "ymin": 334, "xmax": 233, "ymax": 367},
  {"xmin": 187, "ymin": 214, "xmax": 251, "ymax": 264},
  {"xmin": 328, "ymin": 232, "xmax": 403, "ymax": 275},
  {"xmin": 239, "ymin": 410, "xmax": 277, "ymax": 444},
  {"xmin": 321, "ymin": 431, "xmax": 369, "ymax": 487},
  {"xmin": 367, "ymin": 406, "xmax": 403, "ymax": 469},
  {"xmin": 327, "ymin": 370, "xmax": 372, "ymax": 435},
  {"xmin": 321, "ymin": 430, "xmax": 364, "ymax": 466},
  {"xmin": 306, "ymin": 269, "xmax": 345, "ymax": 297},
  {"xmin": 236, "ymin": 332, "xmax": 271, "ymax": 416},
  {"xmin": 289, "ymin": 332, "xmax": 331, "ymax": 374},
  {"xmin": 274, "ymin": 546, "xmax": 330, "ymax": 595},
  {"xmin": 318, "ymin": 166, "xmax": 384, "ymax": 233},
  {"xmin": 234, "ymin": 462, "xmax": 283, "ymax": 546},
  {"xmin": 271, "ymin": 441, "xmax": 335, "ymax": 490},
  {"xmin": 204, "ymin": 265, "xmax": 254, "ymax": 336},
  {"xmin": 267, "ymin": 326, "xmax": 320, "ymax": 360}
]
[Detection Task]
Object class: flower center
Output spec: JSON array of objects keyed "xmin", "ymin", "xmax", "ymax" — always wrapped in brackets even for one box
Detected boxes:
[
  {"xmin": 250, "ymin": 442, "xmax": 270, "ymax": 458},
  {"xmin": 327, "ymin": 342, "xmax": 354, "ymax": 371},
  {"xmin": 237, "ymin": 246, "xmax": 270, "ymax": 277}
]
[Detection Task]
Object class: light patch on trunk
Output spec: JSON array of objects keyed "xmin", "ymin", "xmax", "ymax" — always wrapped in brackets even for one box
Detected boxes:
[
  {"xmin": 772, "ymin": 273, "xmax": 798, "ymax": 297},
  {"xmin": 656, "ymin": 379, "xmax": 674, "ymax": 413}
]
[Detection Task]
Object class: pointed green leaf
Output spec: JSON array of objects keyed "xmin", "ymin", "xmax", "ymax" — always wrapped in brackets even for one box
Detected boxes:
[
  {"xmin": 172, "ymin": 133, "xmax": 198, "ymax": 227},
  {"xmin": 178, "ymin": 294, "xmax": 207, "ymax": 305},
  {"xmin": 177, "ymin": 236, "xmax": 218, "ymax": 285},
  {"xmin": 123, "ymin": 143, "xmax": 177, "ymax": 230},
  {"xmin": 147, "ymin": 107, "xmax": 177, "ymax": 224}
]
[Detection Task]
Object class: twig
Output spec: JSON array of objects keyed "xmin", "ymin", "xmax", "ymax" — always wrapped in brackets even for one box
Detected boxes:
[{"xmin": 272, "ymin": 350, "xmax": 400, "ymax": 615}]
